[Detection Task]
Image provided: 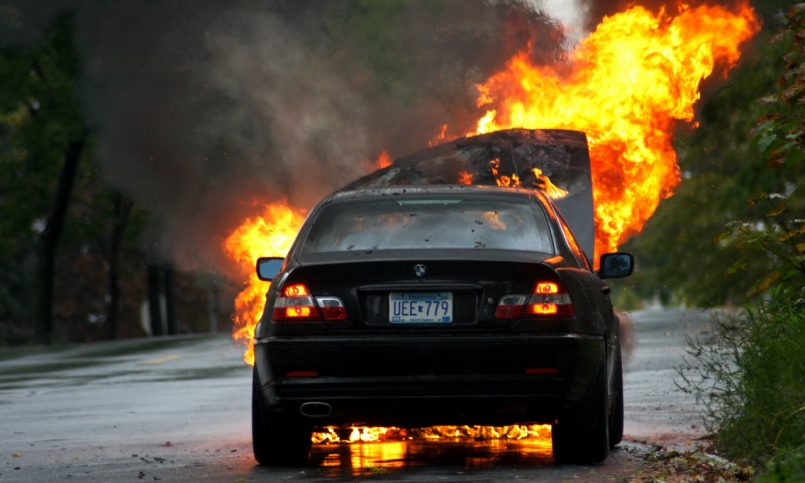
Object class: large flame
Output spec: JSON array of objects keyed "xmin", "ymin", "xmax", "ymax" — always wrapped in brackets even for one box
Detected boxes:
[
  {"xmin": 223, "ymin": 202, "xmax": 306, "ymax": 365},
  {"xmin": 472, "ymin": 2, "xmax": 759, "ymax": 255}
]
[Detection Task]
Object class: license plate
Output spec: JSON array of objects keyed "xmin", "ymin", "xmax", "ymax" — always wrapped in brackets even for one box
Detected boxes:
[{"xmin": 389, "ymin": 292, "xmax": 452, "ymax": 324}]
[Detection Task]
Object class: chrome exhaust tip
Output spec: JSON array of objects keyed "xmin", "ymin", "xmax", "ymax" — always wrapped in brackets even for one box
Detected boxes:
[{"xmin": 299, "ymin": 401, "xmax": 332, "ymax": 418}]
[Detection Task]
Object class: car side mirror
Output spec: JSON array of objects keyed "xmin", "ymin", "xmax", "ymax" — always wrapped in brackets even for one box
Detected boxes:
[
  {"xmin": 598, "ymin": 252, "xmax": 634, "ymax": 279},
  {"xmin": 256, "ymin": 257, "xmax": 284, "ymax": 281}
]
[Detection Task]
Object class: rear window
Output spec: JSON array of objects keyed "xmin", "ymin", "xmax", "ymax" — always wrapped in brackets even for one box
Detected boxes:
[{"xmin": 300, "ymin": 197, "xmax": 555, "ymax": 255}]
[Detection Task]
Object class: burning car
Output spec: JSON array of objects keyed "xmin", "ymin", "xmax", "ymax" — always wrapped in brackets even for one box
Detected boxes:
[{"xmin": 250, "ymin": 129, "xmax": 633, "ymax": 465}]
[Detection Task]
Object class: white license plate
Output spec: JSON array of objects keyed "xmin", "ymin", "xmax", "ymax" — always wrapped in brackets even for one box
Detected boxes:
[{"xmin": 389, "ymin": 292, "xmax": 453, "ymax": 323}]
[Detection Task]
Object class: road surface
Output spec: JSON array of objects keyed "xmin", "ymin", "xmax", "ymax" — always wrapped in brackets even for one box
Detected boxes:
[{"xmin": 0, "ymin": 308, "xmax": 712, "ymax": 481}]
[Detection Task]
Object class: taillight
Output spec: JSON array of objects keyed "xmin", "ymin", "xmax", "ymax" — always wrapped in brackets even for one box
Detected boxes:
[
  {"xmin": 272, "ymin": 283, "xmax": 348, "ymax": 322},
  {"xmin": 528, "ymin": 280, "xmax": 574, "ymax": 317},
  {"xmin": 273, "ymin": 282, "xmax": 319, "ymax": 321},
  {"xmin": 315, "ymin": 296, "xmax": 348, "ymax": 321},
  {"xmin": 282, "ymin": 283, "xmax": 310, "ymax": 297},
  {"xmin": 534, "ymin": 282, "xmax": 560, "ymax": 294},
  {"xmin": 529, "ymin": 303, "xmax": 559, "ymax": 315},
  {"xmin": 494, "ymin": 295, "xmax": 527, "ymax": 319},
  {"xmin": 494, "ymin": 280, "xmax": 574, "ymax": 319}
]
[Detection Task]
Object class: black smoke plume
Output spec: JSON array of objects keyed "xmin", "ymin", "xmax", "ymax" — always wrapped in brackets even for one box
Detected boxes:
[{"xmin": 2, "ymin": 0, "xmax": 570, "ymax": 274}]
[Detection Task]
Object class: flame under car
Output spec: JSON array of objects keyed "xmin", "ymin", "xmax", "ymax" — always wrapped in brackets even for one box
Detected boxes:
[{"xmin": 251, "ymin": 185, "xmax": 633, "ymax": 465}]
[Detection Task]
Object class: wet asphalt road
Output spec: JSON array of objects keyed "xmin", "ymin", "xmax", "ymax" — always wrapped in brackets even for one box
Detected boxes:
[{"xmin": 0, "ymin": 308, "xmax": 712, "ymax": 482}]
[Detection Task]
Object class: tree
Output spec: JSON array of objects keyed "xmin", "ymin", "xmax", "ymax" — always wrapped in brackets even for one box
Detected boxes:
[{"xmin": 0, "ymin": 14, "xmax": 87, "ymax": 344}]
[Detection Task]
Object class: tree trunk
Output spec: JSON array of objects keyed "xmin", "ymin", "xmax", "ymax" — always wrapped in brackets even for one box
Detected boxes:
[
  {"xmin": 208, "ymin": 278, "xmax": 220, "ymax": 334},
  {"xmin": 37, "ymin": 139, "xmax": 84, "ymax": 345},
  {"xmin": 147, "ymin": 263, "xmax": 163, "ymax": 336},
  {"xmin": 164, "ymin": 265, "xmax": 176, "ymax": 335},
  {"xmin": 105, "ymin": 194, "xmax": 130, "ymax": 339}
]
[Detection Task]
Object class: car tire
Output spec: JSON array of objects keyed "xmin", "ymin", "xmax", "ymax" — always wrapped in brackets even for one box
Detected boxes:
[
  {"xmin": 551, "ymin": 361, "xmax": 610, "ymax": 464},
  {"xmin": 609, "ymin": 344, "xmax": 624, "ymax": 448},
  {"xmin": 252, "ymin": 370, "xmax": 312, "ymax": 466}
]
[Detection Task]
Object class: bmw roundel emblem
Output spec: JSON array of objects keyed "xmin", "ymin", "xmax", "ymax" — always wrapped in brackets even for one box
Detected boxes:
[{"xmin": 414, "ymin": 264, "xmax": 428, "ymax": 278}]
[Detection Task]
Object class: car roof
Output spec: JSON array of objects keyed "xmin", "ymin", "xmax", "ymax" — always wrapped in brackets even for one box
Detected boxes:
[{"xmin": 325, "ymin": 184, "xmax": 552, "ymax": 205}]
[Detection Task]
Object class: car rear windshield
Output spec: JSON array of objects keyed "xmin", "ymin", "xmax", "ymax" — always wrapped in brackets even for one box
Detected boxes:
[{"xmin": 300, "ymin": 197, "xmax": 555, "ymax": 255}]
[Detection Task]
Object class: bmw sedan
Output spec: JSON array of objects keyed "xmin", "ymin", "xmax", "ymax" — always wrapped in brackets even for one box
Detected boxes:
[{"xmin": 251, "ymin": 185, "xmax": 633, "ymax": 465}]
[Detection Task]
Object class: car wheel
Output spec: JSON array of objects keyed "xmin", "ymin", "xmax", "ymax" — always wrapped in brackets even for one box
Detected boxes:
[
  {"xmin": 609, "ymin": 344, "xmax": 624, "ymax": 448},
  {"xmin": 552, "ymin": 361, "xmax": 610, "ymax": 464},
  {"xmin": 252, "ymin": 370, "xmax": 312, "ymax": 466}
]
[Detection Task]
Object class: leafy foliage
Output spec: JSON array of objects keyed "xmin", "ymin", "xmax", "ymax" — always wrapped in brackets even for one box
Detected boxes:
[
  {"xmin": 676, "ymin": 4, "xmax": 805, "ymax": 478},
  {"xmin": 758, "ymin": 445, "xmax": 805, "ymax": 483}
]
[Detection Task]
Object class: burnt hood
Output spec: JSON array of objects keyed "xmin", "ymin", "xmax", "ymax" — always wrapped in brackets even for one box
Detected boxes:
[{"xmin": 342, "ymin": 129, "xmax": 595, "ymax": 261}]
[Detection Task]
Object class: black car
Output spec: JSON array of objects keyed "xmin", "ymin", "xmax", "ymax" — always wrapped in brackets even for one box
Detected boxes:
[{"xmin": 252, "ymin": 185, "xmax": 633, "ymax": 465}]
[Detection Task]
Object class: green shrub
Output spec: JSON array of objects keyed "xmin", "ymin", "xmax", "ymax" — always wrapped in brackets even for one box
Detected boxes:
[
  {"xmin": 722, "ymin": 285, "xmax": 804, "ymax": 459},
  {"xmin": 757, "ymin": 445, "xmax": 805, "ymax": 483},
  {"xmin": 679, "ymin": 282, "xmax": 805, "ymax": 470}
]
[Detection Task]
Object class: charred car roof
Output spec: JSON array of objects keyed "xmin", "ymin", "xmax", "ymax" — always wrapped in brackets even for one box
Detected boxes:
[{"xmin": 324, "ymin": 184, "xmax": 553, "ymax": 204}]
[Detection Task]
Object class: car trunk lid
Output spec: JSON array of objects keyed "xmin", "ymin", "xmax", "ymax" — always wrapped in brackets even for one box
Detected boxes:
[{"xmin": 281, "ymin": 256, "xmax": 563, "ymax": 333}]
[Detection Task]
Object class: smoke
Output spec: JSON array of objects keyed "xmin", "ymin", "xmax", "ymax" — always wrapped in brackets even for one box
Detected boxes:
[
  {"xmin": 529, "ymin": 0, "xmax": 590, "ymax": 46},
  {"xmin": 2, "ymin": 0, "xmax": 571, "ymax": 274}
]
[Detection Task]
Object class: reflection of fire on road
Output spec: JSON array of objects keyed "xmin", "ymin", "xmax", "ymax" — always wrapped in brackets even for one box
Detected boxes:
[
  {"xmin": 318, "ymin": 439, "xmax": 554, "ymax": 476},
  {"xmin": 222, "ymin": 1, "xmax": 758, "ymax": 444}
]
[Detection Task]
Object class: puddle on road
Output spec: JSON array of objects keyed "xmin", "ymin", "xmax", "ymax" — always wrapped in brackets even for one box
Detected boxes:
[{"xmin": 310, "ymin": 439, "xmax": 553, "ymax": 477}]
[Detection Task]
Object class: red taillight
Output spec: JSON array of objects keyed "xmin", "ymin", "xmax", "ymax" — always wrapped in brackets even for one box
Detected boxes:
[
  {"xmin": 283, "ymin": 306, "xmax": 313, "ymax": 318},
  {"xmin": 494, "ymin": 294, "xmax": 526, "ymax": 319},
  {"xmin": 285, "ymin": 370, "xmax": 319, "ymax": 378},
  {"xmin": 528, "ymin": 279, "xmax": 574, "ymax": 317},
  {"xmin": 272, "ymin": 283, "xmax": 348, "ymax": 322},
  {"xmin": 529, "ymin": 303, "xmax": 558, "ymax": 315},
  {"xmin": 495, "ymin": 280, "xmax": 574, "ymax": 319},
  {"xmin": 315, "ymin": 296, "xmax": 348, "ymax": 321},
  {"xmin": 534, "ymin": 282, "xmax": 559, "ymax": 294},
  {"xmin": 282, "ymin": 283, "xmax": 310, "ymax": 297},
  {"xmin": 273, "ymin": 282, "xmax": 320, "ymax": 321}
]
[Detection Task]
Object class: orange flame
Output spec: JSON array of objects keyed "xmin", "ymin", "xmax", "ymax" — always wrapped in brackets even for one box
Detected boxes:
[
  {"xmin": 428, "ymin": 123, "xmax": 450, "ymax": 146},
  {"xmin": 472, "ymin": 2, "xmax": 759, "ymax": 255},
  {"xmin": 223, "ymin": 202, "xmax": 306, "ymax": 365},
  {"xmin": 532, "ymin": 168, "xmax": 568, "ymax": 200},
  {"xmin": 487, "ymin": 160, "xmax": 568, "ymax": 200},
  {"xmin": 312, "ymin": 424, "xmax": 552, "ymax": 444},
  {"xmin": 376, "ymin": 150, "xmax": 392, "ymax": 169},
  {"xmin": 458, "ymin": 170, "xmax": 474, "ymax": 185}
]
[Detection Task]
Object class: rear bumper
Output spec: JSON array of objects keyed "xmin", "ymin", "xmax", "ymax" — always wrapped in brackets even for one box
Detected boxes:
[{"xmin": 254, "ymin": 333, "xmax": 604, "ymax": 426}]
